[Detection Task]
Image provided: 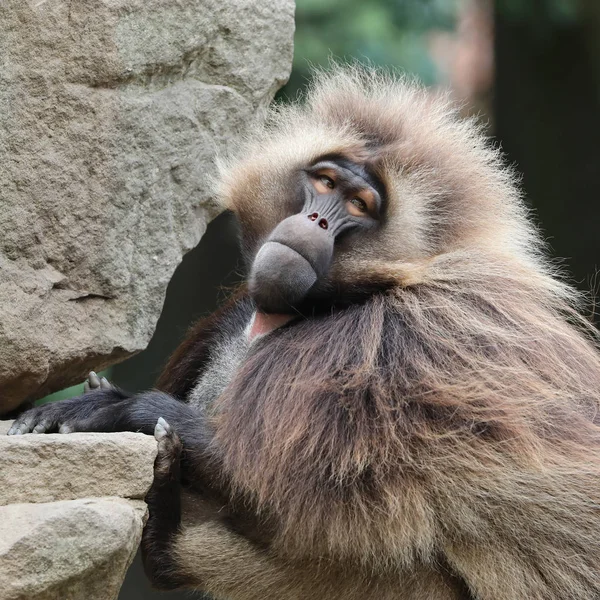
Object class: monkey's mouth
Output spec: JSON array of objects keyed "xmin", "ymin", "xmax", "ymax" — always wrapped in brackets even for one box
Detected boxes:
[{"xmin": 247, "ymin": 311, "xmax": 295, "ymax": 342}]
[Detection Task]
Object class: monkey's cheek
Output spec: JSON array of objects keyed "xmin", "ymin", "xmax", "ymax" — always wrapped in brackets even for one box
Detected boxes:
[{"xmin": 248, "ymin": 241, "xmax": 318, "ymax": 314}]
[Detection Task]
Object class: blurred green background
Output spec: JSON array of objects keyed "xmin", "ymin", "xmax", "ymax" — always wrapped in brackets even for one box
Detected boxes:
[{"xmin": 38, "ymin": 1, "xmax": 600, "ymax": 597}]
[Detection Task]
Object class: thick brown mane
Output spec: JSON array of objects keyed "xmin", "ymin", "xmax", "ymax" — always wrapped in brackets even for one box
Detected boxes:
[{"xmin": 212, "ymin": 249, "xmax": 600, "ymax": 594}]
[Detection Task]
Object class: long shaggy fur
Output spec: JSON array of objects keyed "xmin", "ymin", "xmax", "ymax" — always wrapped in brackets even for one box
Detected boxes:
[
  {"xmin": 155, "ymin": 67, "xmax": 600, "ymax": 599},
  {"xmin": 209, "ymin": 67, "xmax": 600, "ymax": 599}
]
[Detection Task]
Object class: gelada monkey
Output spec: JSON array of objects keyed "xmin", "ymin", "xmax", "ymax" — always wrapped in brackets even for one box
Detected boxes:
[{"xmin": 9, "ymin": 67, "xmax": 600, "ymax": 600}]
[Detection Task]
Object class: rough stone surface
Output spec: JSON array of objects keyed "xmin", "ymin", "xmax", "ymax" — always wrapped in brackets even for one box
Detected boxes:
[
  {"xmin": 0, "ymin": 420, "xmax": 156, "ymax": 599},
  {"xmin": 0, "ymin": 424, "xmax": 157, "ymax": 506},
  {"xmin": 0, "ymin": 0, "xmax": 295, "ymax": 413},
  {"xmin": 0, "ymin": 497, "xmax": 147, "ymax": 600}
]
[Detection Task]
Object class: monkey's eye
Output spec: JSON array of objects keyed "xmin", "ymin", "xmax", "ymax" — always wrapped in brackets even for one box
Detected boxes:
[
  {"xmin": 319, "ymin": 175, "xmax": 335, "ymax": 189},
  {"xmin": 311, "ymin": 173, "xmax": 336, "ymax": 194},
  {"xmin": 348, "ymin": 198, "xmax": 369, "ymax": 216}
]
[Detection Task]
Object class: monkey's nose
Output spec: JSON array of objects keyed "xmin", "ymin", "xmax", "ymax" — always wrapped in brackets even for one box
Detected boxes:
[
  {"xmin": 269, "ymin": 213, "xmax": 334, "ymax": 279},
  {"xmin": 307, "ymin": 212, "xmax": 328, "ymax": 229}
]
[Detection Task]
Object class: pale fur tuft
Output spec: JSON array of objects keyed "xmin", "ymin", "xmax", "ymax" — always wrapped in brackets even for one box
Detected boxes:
[{"xmin": 219, "ymin": 65, "xmax": 560, "ymax": 286}]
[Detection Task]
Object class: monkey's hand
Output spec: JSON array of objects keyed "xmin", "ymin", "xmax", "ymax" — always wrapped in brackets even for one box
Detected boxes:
[
  {"xmin": 6, "ymin": 385, "xmax": 131, "ymax": 435},
  {"xmin": 7, "ymin": 381, "xmax": 204, "ymax": 445}
]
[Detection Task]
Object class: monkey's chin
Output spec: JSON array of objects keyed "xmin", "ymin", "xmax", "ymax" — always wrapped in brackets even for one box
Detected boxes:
[{"xmin": 248, "ymin": 241, "xmax": 318, "ymax": 314}]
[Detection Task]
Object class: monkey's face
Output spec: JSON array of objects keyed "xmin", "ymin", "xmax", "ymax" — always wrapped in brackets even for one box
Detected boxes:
[
  {"xmin": 220, "ymin": 68, "xmax": 525, "ymax": 316},
  {"xmin": 246, "ymin": 156, "xmax": 385, "ymax": 314}
]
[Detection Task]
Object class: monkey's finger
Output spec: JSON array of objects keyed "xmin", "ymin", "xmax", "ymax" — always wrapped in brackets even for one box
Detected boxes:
[
  {"xmin": 100, "ymin": 377, "xmax": 112, "ymax": 390},
  {"xmin": 83, "ymin": 381, "xmax": 91, "ymax": 393},
  {"xmin": 58, "ymin": 423, "xmax": 74, "ymax": 434},
  {"xmin": 8, "ymin": 414, "xmax": 36, "ymax": 435},
  {"xmin": 87, "ymin": 371, "xmax": 101, "ymax": 390},
  {"xmin": 8, "ymin": 423, "xmax": 28, "ymax": 435},
  {"xmin": 32, "ymin": 419, "xmax": 53, "ymax": 434},
  {"xmin": 6, "ymin": 424, "xmax": 20, "ymax": 435},
  {"xmin": 153, "ymin": 417, "xmax": 182, "ymax": 475},
  {"xmin": 155, "ymin": 416, "xmax": 172, "ymax": 440}
]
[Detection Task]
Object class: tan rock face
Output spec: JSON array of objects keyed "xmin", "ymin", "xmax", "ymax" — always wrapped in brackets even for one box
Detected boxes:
[
  {"xmin": 0, "ymin": 0, "xmax": 294, "ymax": 413},
  {"xmin": 0, "ymin": 498, "xmax": 147, "ymax": 600},
  {"xmin": 0, "ymin": 429, "xmax": 157, "ymax": 506},
  {"xmin": 0, "ymin": 422, "xmax": 157, "ymax": 600}
]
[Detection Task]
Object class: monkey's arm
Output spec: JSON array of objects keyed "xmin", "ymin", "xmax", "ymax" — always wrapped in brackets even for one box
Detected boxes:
[
  {"xmin": 7, "ymin": 386, "xmax": 228, "ymax": 506},
  {"xmin": 161, "ymin": 523, "xmax": 463, "ymax": 600},
  {"xmin": 143, "ymin": 418, "xmax": 466, "ymax": 600},
  {"xmin": 7, "ymin": 388, "xmax": 210, "ymax": 448}
]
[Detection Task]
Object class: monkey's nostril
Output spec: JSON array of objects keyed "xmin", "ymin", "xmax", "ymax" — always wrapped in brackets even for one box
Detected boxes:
[
  {"xmin": 309, "ymin": 212, "xmax": 319, "ymax": 221},
  {"xmin": 319, "ymin": 218, "xmax": 328, "ymax": 230}
]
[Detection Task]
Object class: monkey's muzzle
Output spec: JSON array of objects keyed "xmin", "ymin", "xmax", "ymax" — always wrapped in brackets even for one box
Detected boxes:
[{"xmin": 248, "ymin": 213, "xmax": 334, "ymax": 314}]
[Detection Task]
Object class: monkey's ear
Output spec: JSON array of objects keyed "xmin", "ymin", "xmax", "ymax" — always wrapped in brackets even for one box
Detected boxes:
[
  {"xmin": 213, "ymin": 154, "xmax": 255, "ymax": 214},
  {"xmin": 211, "ymin": 155, "xmax": 238, "ymax": 212}
]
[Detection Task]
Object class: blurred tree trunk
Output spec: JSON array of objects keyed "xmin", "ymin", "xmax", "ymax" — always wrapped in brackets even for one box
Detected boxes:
[
  {"xmin": 494, "ymin": 2, "xmax": 600, "ymax": 306},
  {"xmin": 581, "ymin": 0, "xmax": 600, "ymax": 83}
]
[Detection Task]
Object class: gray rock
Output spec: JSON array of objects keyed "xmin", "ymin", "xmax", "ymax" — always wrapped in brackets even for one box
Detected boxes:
[
  {"xmin": 0, "ymin": 427, "xmax": 157, "ymax": 506},
  {"xmin": 0, "ymin": 497, "xmax": 147, "ymax": 600},
  {"xmin": 0, "ymin": 0, "xmax": 294, "ymax": 413}
]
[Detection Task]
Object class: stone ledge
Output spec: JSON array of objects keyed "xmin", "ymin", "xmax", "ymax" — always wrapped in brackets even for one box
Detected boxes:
[
  {"xmin": 0, "ymin": 497, "xmax": 147, "ymax": 600},
  {"xmin": 0, "ymin": 421, "xmax": 156, "ymax": 599},
  {"xmin": 0, "ymin": 421, "xmax": 157, "ymax": 506}
]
